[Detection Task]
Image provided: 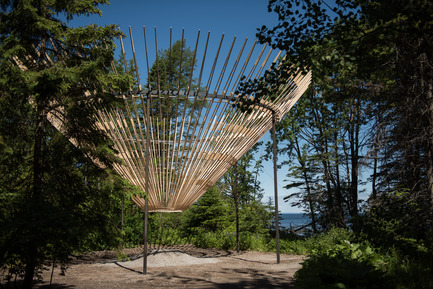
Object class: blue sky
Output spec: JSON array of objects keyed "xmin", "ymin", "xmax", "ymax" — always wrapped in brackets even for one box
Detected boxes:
[
  {"xmin": 70, "ymin": 0, "xmax": 277, "ymax": 41},
  {"xmin": 70, "ymin": 0, "xmax": 303, "ymax": 213}
]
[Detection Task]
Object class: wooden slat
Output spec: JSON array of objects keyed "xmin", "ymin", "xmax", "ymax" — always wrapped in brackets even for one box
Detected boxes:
[{"xmin": 14, "ymin": 29, "xmax": 311, "ymax": 213}]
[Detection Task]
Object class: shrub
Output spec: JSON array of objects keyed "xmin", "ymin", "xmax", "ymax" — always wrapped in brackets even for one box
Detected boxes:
[
  {"xmin": 295, "ymin": 240, "xmax": 392, "ymax": 289},
  {"xmin": 275, "ymin": 227, "xmax": 353, "ymax": 255},
  {"xmin": 190, "ymin": 229, "xmax": 269, "ymax": 251},
  {"xmin": 384, "ymin": 249, "xmax": 433, "ymax": 289}
]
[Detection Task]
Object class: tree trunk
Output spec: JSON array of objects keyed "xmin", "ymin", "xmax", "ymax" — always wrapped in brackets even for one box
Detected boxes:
[
  {"xmin": 321, "ymin": 143, "xmax": 335, "ymax": 225},
  {"xmin": 427, "ymin": 78, "xmax": 433, "ymax": 207},
  {"xmin": 372, "ymin": 147, "xmax": 378, "ymax": 199},
  {"xmin": 23, "ymin": 105, "xmax": 46, "ymax": 289},
  {"xmin": 121, "ymin": 194, "xmax": 124, "ymax": 250},
  {"xmin": 371, "ymin": 111, "xmax": 382, "ymax": 199},
  {"xmin": 294, "ymin": 136, "xmax": 318, "ymax": 234},
  {"xmin": 349, "ymin": 98, "xmax": 359, "ymax": 217},
  {"xmin": 310, "ymin": 95, "xmax": 335, "ymax": 227},
  {"xmin": 23, "ymin": 260, "xmax": 36, "ymax": 289},
  {"xmin": 334, "ymin": 132, "xmax": 345, "ymax": 227}
]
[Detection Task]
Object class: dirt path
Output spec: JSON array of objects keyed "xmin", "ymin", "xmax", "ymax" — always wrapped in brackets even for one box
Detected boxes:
[{"xmin": 33, "ymin": 246, "xmax": 304, "ymax": 289}]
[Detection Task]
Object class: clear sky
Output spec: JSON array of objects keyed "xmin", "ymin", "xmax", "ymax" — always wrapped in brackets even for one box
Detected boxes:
[
  {"xmin": 70, "ymin": 0, "xmax": 278, "ymax": 41},
  {"xmin": 70, "ymin": 0, "xmax": 302, "ymax": 213}
]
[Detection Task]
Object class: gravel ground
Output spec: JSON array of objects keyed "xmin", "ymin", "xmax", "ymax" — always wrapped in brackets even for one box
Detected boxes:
[
  {"xmin": 102, "ymin": 250, "xmax": 220, "ymax": 268},
  {"xmin": 29, "ymin": 246, "xmax": 305, "ymax": 289}
]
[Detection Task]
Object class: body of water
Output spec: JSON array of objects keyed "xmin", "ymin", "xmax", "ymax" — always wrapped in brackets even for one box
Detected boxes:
[{"xmin": 279, "ymin": 213, "xmax": 311, "ymax": 229}]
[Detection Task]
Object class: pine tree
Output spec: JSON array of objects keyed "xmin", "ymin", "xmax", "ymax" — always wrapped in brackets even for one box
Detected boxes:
[
  {"xmin": 254, "ymin": 0, "xmax": 433, "ymax": 237},
  {"xmin": 180, "ymin": 184, "xmax": 230, "ymax": 233},
  {"xmin": 0, "ymin": 1, "xmax": 124, "ymax": 287},
  {"xmin": 223, "ymin": 143, "xmax": 273, "ymax": 234},
  {"xmin": 147, "ymin": 39, "xmax": 197, "ymax": 91}
]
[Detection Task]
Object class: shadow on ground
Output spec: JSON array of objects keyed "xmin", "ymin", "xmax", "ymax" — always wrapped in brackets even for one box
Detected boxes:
[
  {"xmin": 27, "ymin": 247, "xmax": 302, "ymax": 289},
  {"xmin": 143, "ymin": 267, "xmax": 296, "ymax": 289}
]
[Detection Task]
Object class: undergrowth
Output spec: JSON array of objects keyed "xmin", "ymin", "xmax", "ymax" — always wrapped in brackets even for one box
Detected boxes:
[{"xmin": 117, "ymin": 225, "xmax": 433, "ymax": 289}]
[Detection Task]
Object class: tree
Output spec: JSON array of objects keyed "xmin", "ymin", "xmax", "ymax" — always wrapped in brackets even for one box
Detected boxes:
[
  {"xmin": 0, "ymin": 1, "xmax": 124, "ymax": 287},
  {"xmin": 231, "ymin": 1, "xmax": 375, "ymax": 224},
  {"xmin": 249, "ymin": 0, "xmax": 433, "ymax": 234},
  {"xmin": 147, "ymin": 39, "xmax": 197, "ymax": 92},
  {"xmin": 180, "ymin": 184, "xmax": 230, "ymax": 233},
  {"xmin": 145, "ymin": 39, "xmax": 201, "ymax": 126},
  {"xmin": 179, "ymin": 143, "xmax": 273, "ymax": 238},
  {"xmin": 276, "ymin": 82, "xmax": 370, "ymax": 230},
  {"xmin": 222, "ymin": 143, "xmax": 272, "ymax": 234}
]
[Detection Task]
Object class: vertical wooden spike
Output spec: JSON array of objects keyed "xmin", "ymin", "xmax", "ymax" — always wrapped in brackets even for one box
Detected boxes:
[
  {"xmin": 206, "ymin": 33, "xmax": 224, "ymax": 93},
  {"xmin": 196, "ymin": 31, "xmax": 210, "ymax": 95},
  {"xmin": 178, "ymin": 29, "xmax": 184, "ymax": 91},
  {"xmin": 119, "ymin": 29, "xmax": 129, "ymax": 74},
  {"xmin": 129, "ymin": 26, "xmax": 142, "ymax": 91},
  {"xmin": 143, "ymin": 26, "xmax": 152, "ymax": 91}
]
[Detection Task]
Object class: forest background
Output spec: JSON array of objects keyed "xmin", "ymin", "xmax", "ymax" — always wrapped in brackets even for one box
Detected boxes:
[{"xmin": 1, "ymin": 0, "xmax": 433, "ymax": 289}]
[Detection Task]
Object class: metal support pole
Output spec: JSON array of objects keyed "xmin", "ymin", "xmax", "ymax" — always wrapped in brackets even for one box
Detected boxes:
[
  {"xmin": 143, "ymin": 124, "xmax": 150, "ymax": 275},
  {"xmin": 143, "ymin": 62, "xmax": 151, "ymax": 274},
  {"xmin": 272, "ymin": 112, "xmax": 280, "ymax": 264},
  {"xmin": 234, "ymin": 161, "xmax": 239, "ymax": 253},
  {"xmin": 121, "ymin": 194, "xmax": 124, "ymax": 250},
  {"xmin": 143, "ymin": 136, "xmax": 150, "ymax": 274},
  {"xmin": 143, "ymin": 198, "xmax": 148, "ymax": 274}
]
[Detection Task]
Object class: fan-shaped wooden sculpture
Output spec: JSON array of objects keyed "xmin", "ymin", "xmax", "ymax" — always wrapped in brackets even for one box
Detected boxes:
[{"xmin": 98, "ymin": 27, "xmax": 311, "ymax": 212}]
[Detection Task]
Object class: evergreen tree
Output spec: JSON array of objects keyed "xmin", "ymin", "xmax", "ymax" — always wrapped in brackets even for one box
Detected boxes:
[
  {"xmin": 246, "ymin": 0, "xmax": 433, "ymax": 237},
  {"xmin": 276, "ymin": 84, "xmax": 369, "ymax": 230},
  {"xmin": 145, "ymin": 39, "xmax": 200, "ymax": 121},
  {"xmin": 147, "ymin": 39, "xmax": 197, "ymax": 92},
  {"xmin": 223, "ymin": 143, "xmax": 273, "ymax": 234},
  {"xmin": 0, "ymin": 1, "xmax": 125, "ymax": 287},
  {"xmin": 180, "ymin": 184, "xmax": 230, "ymax": 233}
]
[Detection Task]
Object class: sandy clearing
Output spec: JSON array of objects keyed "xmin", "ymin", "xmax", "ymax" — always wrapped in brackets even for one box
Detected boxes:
[{"xmin": 30, "ymin": 247, "xmax": 305, "ymax": 289}]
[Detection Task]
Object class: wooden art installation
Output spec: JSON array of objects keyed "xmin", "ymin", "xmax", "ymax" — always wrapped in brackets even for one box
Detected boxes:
[
  {"xmin": 101, "ymin": 27, "xmax": 312, "ymax": 212},
  {"xmin": 13, "ymin": 27, "xmax": 311, "ymax": 213},
  {"xmin": 12, "ymin": 27, "xmax": 311, "ymax": 270}
]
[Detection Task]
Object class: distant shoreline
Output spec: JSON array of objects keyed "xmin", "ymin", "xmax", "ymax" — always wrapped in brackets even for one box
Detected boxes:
[{"xmin": 279, "ymin": 213, "xmax": 311, "ymax": 229}]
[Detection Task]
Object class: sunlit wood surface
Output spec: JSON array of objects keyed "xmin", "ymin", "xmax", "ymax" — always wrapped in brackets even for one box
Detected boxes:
[
  {"xmin": 13, "ymin": 27, "xmax": 311, "ymax": 212},
  {"xmin": 102, "ymin": 28, "xmax": 311, "ymax": 212}
]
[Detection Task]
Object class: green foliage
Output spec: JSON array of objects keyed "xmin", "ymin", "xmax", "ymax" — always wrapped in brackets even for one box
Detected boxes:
[
  {"xmin": 190, "ymin": 229, "xmax": 269, "ymax": 251},
  {"xmin": 0, "ymin": 0, "xmax": 126, "ymax": 287},
  {"xmin": 349, "ymin": 189, "xmax": 433, "ymax": 288},
  {"xmin": 0, "ymin": 133, "xmax": 125, "ymax": 279},
  {"xmin": 180, "ymin": 185, "xmax": 230, "ymax": 234},
  {"xmin": 295, "ymin": 240, "xmax": 392, "ymax": 289},
  {"xmin": 386, "ymin": 251, "xmax": 433, "ymax": 289},
  {"xmin": 274, "ymin": 227, "xmax": 353, "ymax": 255},
  {"xmin": 293, "ymin": 234, "xmax": 433, "ymax": 289},
  {"xmin": 235, "ymin": 201, "xmax": 272, "ymax": 234},
  {"xmin": 147, "ymin": 212, "xmax": 188, "ymax": 247},
  {"xmin": 287, "ymin": 227, "xmax": 433, "ymax": 289},
  {"xmin": 352, "ymin": 190, "xmax": 431, "ymax": 254},
  {"xmin": 110, "ymin": 55, "xmax": 139, "ymax": 91},
  {"xmin": 147, "ymin": 39, "xmax": 197, "ymax": 91}
]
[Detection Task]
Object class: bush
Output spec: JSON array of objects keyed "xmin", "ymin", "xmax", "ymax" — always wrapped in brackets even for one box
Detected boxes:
[
  {"xmin": 277, "ymin": 228, "xmax": 433, "ymax": 289},
  {"xmin": 191, "ymin": 229, "xmax": 228, "ymax": 249},
  {"xmin": 275, "ymin": 227, "xmax": 353, "ymax": 255},
  {"xmin": 148, "ymin": 227, "xmax": 188, "ymax": 247},
  {"xmin": 190, "ymin": 228, "xmax": 269, "ymax": 251},
  {"xmin": 295, "ymin": 240, "xmax": 392, "ymax": 289},
  {"xmin": 384, "ymin": 249, "xmax": 433, "ymax": 289}
]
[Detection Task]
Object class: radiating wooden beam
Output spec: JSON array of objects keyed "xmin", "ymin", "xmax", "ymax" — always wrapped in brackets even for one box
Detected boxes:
[{"xmin": 14, "ymin": 29, "xmax": 311, "ymax": 214}]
